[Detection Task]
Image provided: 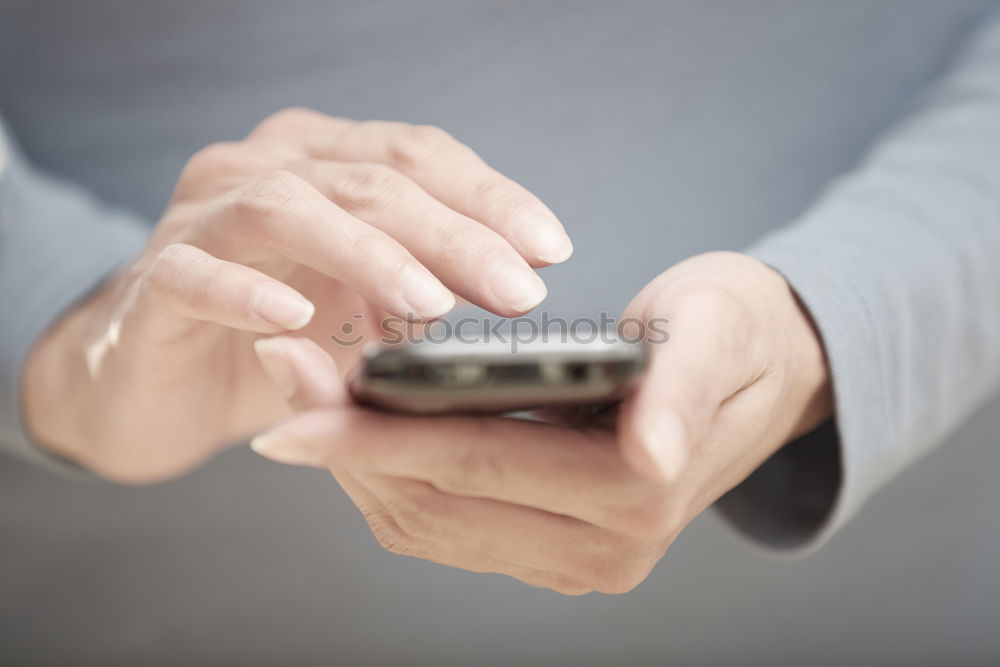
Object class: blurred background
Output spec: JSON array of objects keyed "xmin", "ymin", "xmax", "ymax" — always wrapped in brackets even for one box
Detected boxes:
[{"xmin": 1, "ymin": 1, "xmax": 998, "ymax": 664}]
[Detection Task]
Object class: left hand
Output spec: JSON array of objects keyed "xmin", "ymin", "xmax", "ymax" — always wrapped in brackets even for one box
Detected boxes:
[{"xmin": 249, "ymin": 252, "xmax": 833, "ymax": 594}]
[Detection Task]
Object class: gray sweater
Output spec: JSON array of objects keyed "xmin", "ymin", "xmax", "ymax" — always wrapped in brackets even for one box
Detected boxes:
[{"xmin": 2, "ymin": 1, "xmax": 999, "ymax": 664}]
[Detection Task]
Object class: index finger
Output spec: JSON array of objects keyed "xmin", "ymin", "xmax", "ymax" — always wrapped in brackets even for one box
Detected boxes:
[{"xmin": 248, "ymin": 109, "xmax": 573, "ymax": 267}]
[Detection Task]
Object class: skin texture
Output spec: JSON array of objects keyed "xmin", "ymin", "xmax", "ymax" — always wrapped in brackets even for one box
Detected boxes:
[
  {"xmin": 250, "ymin": 251, "xmax": 833, "ymax": 595},
  {"xmin": 21, "ymin": 108, "xmax": 573, "ymax": 483}
]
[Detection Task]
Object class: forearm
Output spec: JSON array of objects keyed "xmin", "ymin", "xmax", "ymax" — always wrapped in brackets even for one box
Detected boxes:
[
  {"xmin": 757, "ymin": 13, "xmax": 1000, "ymax": 462},
  {"xmin": 720, "ymin": 9, "xmax": 1000, "ymax": 553}
]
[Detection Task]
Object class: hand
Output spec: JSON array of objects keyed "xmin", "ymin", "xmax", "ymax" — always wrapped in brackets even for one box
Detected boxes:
[
  {"xmin": 249, "ymin": 252, "xmax": 832, "ymax": 594},
  {"xmin": 22, "ymin": 108, "xmax": 572, "ymax": 483}
]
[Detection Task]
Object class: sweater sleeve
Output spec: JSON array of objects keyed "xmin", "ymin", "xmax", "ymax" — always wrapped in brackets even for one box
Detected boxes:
[
  {"xmin": 0, "ymin": 114, "xmax": 150, "ymax": 473},
  {"xmin": 715, "ymin": 10, "xmax": 1000, "ymax": 555}
]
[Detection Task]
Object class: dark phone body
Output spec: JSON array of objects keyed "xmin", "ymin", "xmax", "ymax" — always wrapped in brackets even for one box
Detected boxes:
[{"xmin": 349, "ymin": 338, "xmax": 647, "ymax": 414}]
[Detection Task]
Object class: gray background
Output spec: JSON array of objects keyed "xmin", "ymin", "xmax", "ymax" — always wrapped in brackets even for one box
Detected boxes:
[{"xmin": 1, "ymin": 1, "xmax": 999, "ymax": 664}]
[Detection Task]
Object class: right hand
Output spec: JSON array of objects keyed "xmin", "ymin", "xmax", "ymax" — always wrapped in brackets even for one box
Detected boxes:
[{"xmin": 21, "ymin": 107, "xmax": 572, "ymax": 483}]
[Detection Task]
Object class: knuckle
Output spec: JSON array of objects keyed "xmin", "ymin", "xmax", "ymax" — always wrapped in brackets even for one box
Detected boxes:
[
  {"xmin": 176, "ymin": 142, "xmax": 274, "ymax": 202},
  {"xmin": 664, "ymin": 276, "xmax": 743, "ymax": 322},
  {"xmin": 347, "ymin": 230, "xmax": 405, "ymax": 269},
  {"xmin": 573, "ymin": 547, "xmax": 657, "ymax": 595},
  {"xmin": 591, "ymin": 565, "xmax": 650, "ymax": 596},
  {"xmin": 471, "ymin": 176, "xmax": 520, "ymax": 209},
  {"xmin": 186, "ymin": 142, "xmax": 260, "ymax": 175},
  {"xmin": 388, "ymin": 124, "xmax": 453, "ymax": 169},
  {"xmin": 431, "ymin": 221, "xmax": 499, "ymax": 268},
  {"xmin": 233, "ymin": 169, "xmax": 305, "ymax": 231},
  {"xmin": 335, "ymin": 163, "xmax": 404, "ymax": 211},
  {"xmin": 143, "ymin": 243, "xmax": 193, "ymax": 297},
  {"xmin": 140, "ymin": 243, "xmax": 217, "ymax": 316},
  {"xmin": 385, "ymin": 492, "xmax": 442, "ymax": 542},
  {"xmin": 252, "ymin": 106, "xmax": 321, "ymax": 137},
  {"xmin": 367, "ymin": 516, "xmax": 415, "ymax": 556},
  {"xmin": 605, "ymin": 494, "xmax": 677, "ymax": 539}
]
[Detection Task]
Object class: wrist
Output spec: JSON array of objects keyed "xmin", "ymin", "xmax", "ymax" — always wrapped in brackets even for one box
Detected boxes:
[
  {"xmin": 781, "ymin": 277, "xmax": 834, "ymax": 440},
  {"xmin": 21, "ymin": 291, "xmax": 103, "ymax": 466}
]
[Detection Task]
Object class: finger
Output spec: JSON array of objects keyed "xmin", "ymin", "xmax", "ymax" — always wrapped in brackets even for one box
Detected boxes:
[
  {"xmin": 135, "ymin": 243, "xmax": 315, "ymax": 339},
  {"xmin": 288, "ymin": 160, "xmax": 547, "ymax": 316},
  {"xmin": 246, "ymin": 107, "xmax": 357, "ymax": 151},
  {"xmin": 241, "ymin": 338, "xmax": 591, "ymax": 593},
  {"xmin": 360, "ymin": 475, "xmax": 651, "ymax": 594},
  {"xmin": 245, "ymin": 337, "xmax": 561, "ymax": 588},
  {"xmin": 340, "ymin": 472, "xmax": 592, "ymax": 595},
  {"xmin": 253, "ymin": 336, "xmax": 347, "ymax": 413},
  {"xmin": 248, "ymin": 110, "xmax": 572, "ymax": 266},
  {"xmin": 172, "ymin": 141, "xmax": 302, "ymax": 203},
  {"xmin": 249, "ymin": 406, "xmax": 661, "ymax": 530},
  {"xmin": 329, "ymin": 121, "xmax": 573, "ymax": 266},
  {"xmin": 618, "ymin": 296, "xmax": 758, "ymax": 482},
  {"xmin": 244, "ymin": 338, "xmax": 493, "ymax": 579},
  {"xmin": 329, "ymin": 469, "xmax": 563, "ymax": 589},
  {"xmin": 192, "ymin": 169, "xmax": 455, "ymax": 320}
]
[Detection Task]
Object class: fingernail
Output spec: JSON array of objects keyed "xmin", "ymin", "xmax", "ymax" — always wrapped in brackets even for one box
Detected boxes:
[
  {"xmin": 400, "ymin": 264, "xmax": 455, "ymax": 319},
  {"xmin": 253, "ymin": 338, "xmax": 298, "ymax": 400},
  {"xmin": 250, "ymin": 431, "xmax": 322, "ymax": 467},
  {"xmin": 252, "ymin": 284, "xmax": 315, "ymax": 330},
  {"xmin": 644, "ymin": 414, "xmax": 690, "ymax": 482},
  {"xmin": 488, "ymin": 261, "xmax": 547, "ymax": 312},
  {"xmin": 514, "ymin": 208, "xmax": 573, "ymax": 263}
]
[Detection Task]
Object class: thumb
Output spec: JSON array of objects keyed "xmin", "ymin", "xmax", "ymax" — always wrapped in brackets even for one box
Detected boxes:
[
  {"xmin": 253, "ymin": 336, "xmax": 346, "ymax": 411},
  {"xmin": 618, "ymin": 326, "xmax": 745, "ymax": 483}
]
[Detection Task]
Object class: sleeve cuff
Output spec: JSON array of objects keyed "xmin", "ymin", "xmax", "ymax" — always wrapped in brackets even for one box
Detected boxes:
[{"xmin": 712, "ymin": 235, "xmax": 894, "ymax": 557}]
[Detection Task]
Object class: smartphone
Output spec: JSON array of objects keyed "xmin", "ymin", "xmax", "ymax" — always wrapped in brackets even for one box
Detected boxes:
[{"xmin": 348, "ymin": 337, "xmax": 647, "ymax": 414}]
